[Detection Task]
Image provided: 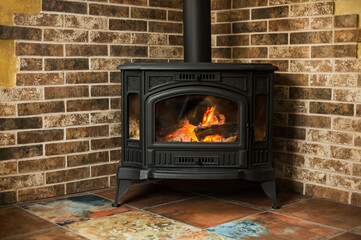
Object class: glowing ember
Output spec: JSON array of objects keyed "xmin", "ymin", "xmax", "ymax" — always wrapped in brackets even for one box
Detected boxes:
[
  {"xmin": 203, "ymin": 134, "xmax": 223, "ymax": 142},
  {"xmin": 166, "ymin": 119, "xmax": 198, "ymax": 142}
]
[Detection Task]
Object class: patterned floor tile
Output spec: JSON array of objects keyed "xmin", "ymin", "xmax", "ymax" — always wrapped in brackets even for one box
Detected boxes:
[
  {"xmin": 66, "ymin": 210, "xmax": 198, "ymax": 240},
  {"xmin": 174, "ymin": 230, "xmax": 234, "ymax": 239},
  {"xmin": 147, "ymin": 196, "xmax": 261, "ymax": 229},
  {"xmin": 0, "ymin": 206, "xmax": 55, "ymax": 239},
  {"xmin": 350, "ymin": 226, "xmax": 361, "ymax": 235},
  {"xmin": 207, "ymin": 212, "xmax": 341, "ymax": 240},
  {"xmin": 276, "ymin": 198, "xmax": 361, "ymax": 230},
  {"xmin": 21, "ymin": 194, "xmax": 133, "ymax": 226},
  {"xmin": 5, "ymin": 227, "xmax": 88, "ymax": 240},
  {"xmin": 330, "ymin": 232, "xmax": 361, "ymax": 240}
]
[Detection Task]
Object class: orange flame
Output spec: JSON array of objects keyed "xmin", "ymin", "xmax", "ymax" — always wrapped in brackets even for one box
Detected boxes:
[
  {"xmin": 166, "ymin": 119, "xmax": 198, "ymax": 142},
  {"xmin": 202, "ymin": 134, "xmax": 223, "ymax": 142}
]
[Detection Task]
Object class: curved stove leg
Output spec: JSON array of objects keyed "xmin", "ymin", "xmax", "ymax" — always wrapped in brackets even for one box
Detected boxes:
[
  {"xmin": 260, "ymin": 180, "xmax": 280, "ymax": 209},
  {"xmin": 112, "ymin": 179, "xmax": 132, "ymax": 207}
]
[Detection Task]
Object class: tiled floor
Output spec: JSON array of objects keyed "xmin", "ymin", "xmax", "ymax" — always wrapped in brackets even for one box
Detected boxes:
[{"xmin": 0, "ymin": 180, "xmax": 361, "ymax": 240}]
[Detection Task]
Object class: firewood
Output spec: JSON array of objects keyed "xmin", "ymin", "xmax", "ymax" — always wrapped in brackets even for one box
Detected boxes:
[{"xmin": 194, "ymin": 123, "xmax": 238, "ymax": 141}]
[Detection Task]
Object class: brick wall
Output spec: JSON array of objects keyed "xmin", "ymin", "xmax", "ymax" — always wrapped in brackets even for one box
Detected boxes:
[{"xmin": 0, "ymin": 0, "xmax": 360, "ymax": 206}]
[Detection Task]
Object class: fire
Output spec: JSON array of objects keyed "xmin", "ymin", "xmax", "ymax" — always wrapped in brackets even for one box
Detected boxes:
[
  {"xmin": 203, "ymin": 134, "xmax": 223, "ymax": 142},
  {"xmin": 200, "ymin": 106, "xmax": 225, "ymax": 127},
  {"xmin": 166, "ymin": 119, "xmax": 198, "ymax": 142}
]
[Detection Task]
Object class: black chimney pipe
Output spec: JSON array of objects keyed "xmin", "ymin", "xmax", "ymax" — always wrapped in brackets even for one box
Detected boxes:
[{"xmin": 183, "ymin": 0, "xmax": 211, "ymax": 62}]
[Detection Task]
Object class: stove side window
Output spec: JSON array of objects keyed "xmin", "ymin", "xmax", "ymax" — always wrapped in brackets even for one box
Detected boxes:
[
  {"xmin": 128, "ymin": 93, "xmax": 140, "ymax": 140},
  {"xmin": 254, "ymin": 93, "xmax": 267, "ymax": 142},
  {"xmin": 155, "ymin": 95, "xmax": 239, "ymax": 143}
]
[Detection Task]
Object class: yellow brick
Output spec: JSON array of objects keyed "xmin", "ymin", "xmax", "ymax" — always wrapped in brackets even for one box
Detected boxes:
[{"xmin": 0, "ymin": 40, "xmax": 19, "ymax": 88}]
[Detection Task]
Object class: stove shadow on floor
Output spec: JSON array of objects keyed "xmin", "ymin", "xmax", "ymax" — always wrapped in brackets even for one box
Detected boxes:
[{"xmin": 0, "ymin": 180, "xmax": 360, "ymax": 240}]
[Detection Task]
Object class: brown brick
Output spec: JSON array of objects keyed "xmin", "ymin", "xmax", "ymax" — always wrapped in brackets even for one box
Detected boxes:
[
  {"xmin": 0, "ymin": 133, "xmax": 15, "ymax": 146},
  {"xmin": 357, "ymin": 105, "xmax": 361, "ymax": 117},
  {"xmin": 149, "ymin": 22, "xmax": 182, "ymax": 33},
  {"xmin": 149, "ymin": 46, "xmax": 183, "ymax": 58},
  {"xmin": 311, "ymin": 17, "xmax": 332, "ymax": 30},
  {"xmin": 212, "ymin": 48, "xmax": 231, "ymax": 59},
  {"xmin": 289, "ymin": 114, "xmax": 331, "ymax": 128},
  {"xmin": 91, "ymin": 85, "xmax": 121, "ymax": 97},
  {"xmin": 110, "ymin": 150, "xmax": 121, "ymax": 161},
  {"xmin": 233, "ymin": 0, "xmax": 267, "ymax": 8},
  {"xmin": 91, "ymin": 137, "xmax": 122, "ymax": 150},
  {"xmin": 43, "ymin": 0, "xmax": 87, "ymax": 14},
  {"xmin": 331, "ymin": 146, "xmax": 361, "ymax": 161},
  {"xmin": 334, "ymin": 29, "xmax": 361, "ymax": 43},
  {"xmin": 0, "ymin": 191, "xmax": 16, "ymax": 205},
  {"xmin": 16, "ymin": 43, "xmax": 63, "ymax": 56},
  {"xmin": 307, "ymin": 129, "xmax": 353, "ymax": 146},
  {"xmin": 110, "ymin": 0, "xmax": 147, "ymax": 5},
  {"xmin": 283, "ymin": 167, "xmax": 327, "ymax": 184},
  {"xmin": 46, "ymin": 167, "xmax": 88, "ymax": 184},
  {"xmin": 64, "ymin": 15, "xmax": 107, "ymax": 30},
  {"xmin": 305, "ymin": 184, "xmax": 349, "ymax": 203},
  {"xmin": 252, "ymin": 60, "xmax": 289, "ymax": 72},
  {"xmin": 89, "ymin": 4, "xmax": 129, "ymax": 17},
  {"xmin": 310, "ymin": 74, "xmax": 358, "ymax": 87},
  {"xmin": 273, "ymin": 126, "xmax": 306, "ymax": 140},
  {"xmin": 212, "ymin": 23, "xmax": 231, "ymax": 34},
  {"xmin": 286, "ymin": 141, "xmax": 329, "ymax": 158},
  {"xmin": 273, "ymin": 113, "xmax": 287, "ymax": 125},
  {"xmin": 333, "ymin": 118, "xmax": 361, "ymax": 132},
  {"xmin": 17, "ymin": 73, "xmax": 64, "ymax": 86},
  {"xmin": 310, "ymin": 102, "xmax": 354, "ymax": 116},
  {"xmin": 211, "ymin": 0, "xmax": 231, "ymax": 9},
  {"xmin": 90, "ymin": 31, "xmax": 131, "ymax": 44},
  {"xmin": 132, "ymin": 33, "xmax": 167, "ymax": 45},
  {"xmin": 329, "ymin": 175, "xmax": 360, "ymax": 191},
  {"xmin": 18, "ymin": 101, "xmax": 65, "ymax": 116},
  {"xmin": 45, "ymin": 86, "xmax": 88, "ymax": 99},
  {"xmin": 133, "ymin": 58, "xmax": 168, "ymax": 63},
  {"xmin": 232, "ymin": 21, "xmax": 267, "ymax": 33},
  {"xmin": 0, "ymin": 25, "xmax": 41, "ymax": 41},
  {"xmin": 290, "ymin": 60, "xmax": 332, "ymax": 72},
  {"xmin": 273, "ymin": 152, "xmax": 305, "ymax": 167},
  {"xmin": 0, "ymin": 145, "xmax": 43, "ymax": 161},
  {"xmin": 66, "ymin": 72, "xmax": 108, "ymax": 84},
  {"xmin": 216, "ymin": 9, "xmax": 249, "ymax": 22},
  {"xmin": 149, "ymin": 0, "xmax": 182, "ymax": 9},
  {"xmin": 46, "ymin": 141, "xmax": 89, "ymax": 156},
  {"xmin": 355, "ymin": 136, "xmax": 361, "ymax": 147},
  {"xmin": 0, "ymin": 88, "xmax": 43, "ymax": 102},
  {"xmin": 91, "ymin": 163, "xmax": 117, "ymax": 177},
  {"xmin": 0, "ymin": 161, "xmax": 17, "ymax": 175},
  {"xmin": 269, "ymin": 18, "xmax": 308, "ymax": 32},
  {"xmin": 20, "ymin": 58, "xmax": 42, "ymax": 71},
  {"xmin": 111, "ymin": 98, "xmax": 121, "ymax": 109},
  {"xmin": 18, "ymin": 129, "xmax": 64, "ymax": 144},
  {"xmin": 251, "ymin": 33, "xmax": 288, "ymax": 45},
  {"xmin": 111, "ymin": 46, "xmax": 148, "ymax": 57},
  {"xmin": 44, "ymin": 29, "xmax": 88, "ymax": 42},
  {"xmin": 0, "ymin": 173, "xmax": 44, "ymax": 191},
  {"xmin": 44, "ymin": 113, "xmax": 89, "ymax": 128},
  {"xmin": 252, "ymin": 6, "xmax": 288, "ymax": 20},
  {"xmin": 168, "ymin": 10, "xmax": 182, "ymax": 21},
  {"xmin": 19, "ymin": 157, "xmax": 65, "ymax": 173},
  {"xmin": 18, "ymin": 184, "xmax": 65, "ymax": 202},
  {"xmin": 91, "ymin": 111, "xmax": 121, "ymax": 124},
  {"xmin": 66, "ymin": 177, "xmax": 108, "ymax": 194},
  {"xmin": 14, "ymin": 13, "xmax": 63, "ymax": 27},
  {"xmin": 67, "ymin": 99, "xmax": 109, "ymax": 112},
  {"xmin": 67, "ymin": 151, "xmax": 109, "ymax": 167},
  {"xmin": 110, "ymin": 124, "xmax": 121, "ymax": 136},
  {"xmin": 0, "ymin": 117, "xmax": 42, "ymax": 131},
  {"xmin": 0, "ymin": 103, "xmax": 16, "ymax": 116},
  {"xmin": 110, "ymin": 72, "xmax": 121, "ymax": 83},
  {"xmin": 269, "ymin": 46, "xmax": 309, "ymax": 58},
  {"xmin": 351, "ymin": 192, "xmax": 361, "ymax": 206},
  {"xmin": 66, "ymin": 44, "xmax": 107, "ymax": 56},
  {"xmin": 109, "ymin": 19, "xmax": 147, "ymax": 31},
  {"xmin": 275, "ymin": 178, "xmax": 303, "ymax": 194},
  {"xmin": 353, "ymin": 163, "xmax": 361, "ymax": 176},
  {"xmin": 217, "ymin": 35, "xmax": 249, "ymax": 46},
  {"xmin": 334, "ymin": 89, "xmax": 361, "ymax": 102},
  {"xmin": 91, "ymin": 58, "xmax": 130, "ymax": 70},
  {"xmin": 66, "ymin": 125, "xmax": 109, "ymax": 140},
  {"xmin": 290, "ymin": 2, "xmax": 333, "ymax": 17},
  {"xmin": 305, "ymin": 157, "xmax": 351, "ymax": 175},
  {"xmin": 273, "ymin": 86, "xmax": 288, "ymax": 99},
  {"xmin": 45, "ymin": 58, "xmax": 89, "ymax": 71},
  {"xmin": 291, "ymin": 31, "xmax": 332, "ymax": 44},
  {"xmin": 335, "ymin": 59, "xmax": 361, "ymax": 72},
  {"xmin": 169, "ymin": 35, "xmax": 183, "ymax": 45},
  {"xmin": 312, "ymin": 45, "xmax": 357, "ymax": 58},
  {"xmin": 269, "ymin": 0, "xmax": 304, "ymax": 5},
  {"xmin": 131, "ymin": 7, "xmax": 166, "ymax": 20},
  {"xmin": 334, "ymin": 14, "xmax": 358, "ymax": 28},
  {"xmin": 233, "ymin": 47, "xmax": 267, "ymax": 58},
  {"xmin": 290, "ymin": 87, "xmax": 331, "ymax": 100}
]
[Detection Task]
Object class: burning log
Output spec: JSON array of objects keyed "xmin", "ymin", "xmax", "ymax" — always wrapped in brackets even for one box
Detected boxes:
[{"xmin": 194, "ymin": 122, "xmax": 238, "ymax": 141}]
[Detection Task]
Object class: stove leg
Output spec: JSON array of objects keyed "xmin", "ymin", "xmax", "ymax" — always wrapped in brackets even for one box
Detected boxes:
[
  {"xmin": 260, "ymin": 180, "xmax": 280, "ymax": 209},
  {"xmin": 112, "ymin": 179, "xmax": 132, "ymax": 207}
]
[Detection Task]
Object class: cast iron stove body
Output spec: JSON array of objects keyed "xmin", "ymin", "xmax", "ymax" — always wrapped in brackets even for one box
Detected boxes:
[{"xmin": 113, "ymin": 0, "xmax": 279, "ymax": 208}]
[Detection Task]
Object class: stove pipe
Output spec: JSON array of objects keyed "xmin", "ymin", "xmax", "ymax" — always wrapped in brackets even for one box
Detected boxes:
[{"xmin": 183, "ymin": 0, "xmax": 211, "ymax": 62}]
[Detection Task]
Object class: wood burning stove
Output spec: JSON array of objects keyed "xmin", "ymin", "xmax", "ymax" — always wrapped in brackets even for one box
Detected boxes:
[{"xmin": 113, "ymin": 0, "xmax": 279, "ymax": 209}]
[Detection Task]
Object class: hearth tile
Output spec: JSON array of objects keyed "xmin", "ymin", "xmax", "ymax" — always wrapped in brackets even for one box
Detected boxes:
[
  {"xmin": 0, "ymin": 206, "xmax": 55, "ymax": 239},
  {"xmin": 66, "ymin": 210, "xmax": 198, "ymax": 239},
  {"xmin": 330, "ymin": 232, "xmax": 361, "ymax": 240},
  {"xmin": 207, "ymin": 212, "xmax": 341, "ymax": 240},
  {"xmin": 6, "ymin": 227, "xmax": 88, "ymax": 240},
  {"xmin": 147, "ymin": 196, "xmax": 261, "ymax": 229},
  {"xmin": 174, "ymin": 230, "xmax": 233, "ymax": 239},
  {"xmin": 21, "ymin": 194, "xmax": 133, "ymax": 226},
  {"xmin": 276, "ymin": 198, "xmax": 361, "ymax": 230},
  {"xmin": 95, "ymin": 183, "xmax": 195, "ymax": 208},
  {"xmin": 350, "ymin": 225, "xmax": 361, "ymax": 235}
]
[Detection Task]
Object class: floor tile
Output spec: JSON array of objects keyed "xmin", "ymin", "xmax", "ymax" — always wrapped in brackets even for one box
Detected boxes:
[
  {"xmin": 211, "ymin": 186, "xmax": 310, "ymax": 210},
  {"xmin": 21, "ymin": 194, "xmax": 132, "ymax": 226},
  {"xmin": 350, "ymin": 226, "xmax": 361, "ymax": 235},
  {"xmin": 66, "ymin": 210, "xmax": 198, "ymax": 240},
  {"xmin": 330, "ymin": 232, "xmax": 361, "ymax": 240},
  {"xmin": 208, "ymin": 212, "xmax": 341, "ymax": 240},
  {"xmin": 0, "ymin": 206, "xmax": 55, "ymax": 239},
  {"xmin": 96, "ymin": 183, "xmax": 195, "ymax": 209},
  {"xmin": 174, "ymin": 230, "xmax": 233, "ymax": 239},
  {"xmin": 147, "ymin": 196, "xmax": 261, "ymax": 229},
  {"xmin": 5, "ymin": 227, "xmax": 88, "ymax": 240},
  {"xmin": 276, "ymin": 198, "xmax": 361, "ymax": 230}
]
